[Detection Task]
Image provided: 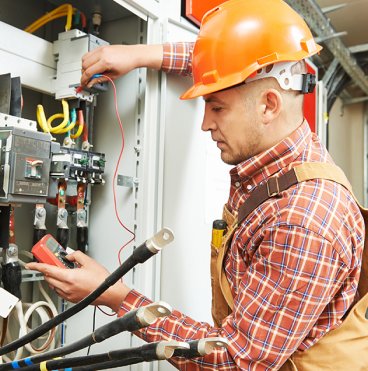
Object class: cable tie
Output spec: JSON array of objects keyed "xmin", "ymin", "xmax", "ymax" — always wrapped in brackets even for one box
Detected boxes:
[
  {"xmin": 11, "ymin": 360, "xmax": 20, "ymax": 369},
  {"xmin": 24, "ymin": 357, "xmax": 34, "ymax": 365},
  {"xmin": 40, "ymin": 361, "xmax": 48, "ymax": 371}
]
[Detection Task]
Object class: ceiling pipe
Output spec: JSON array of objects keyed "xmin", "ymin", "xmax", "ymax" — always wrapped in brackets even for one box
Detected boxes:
[
  {"xmin": 285, "ymin": 0, "xmax": 368, "ymax": 96},
  {"xmin": 315, "ymin": 31, "xmax": 347, "ymax": 43},
  {"xmin": 321, "ymin": 3, "xmax": 347, "ymax": 14}
]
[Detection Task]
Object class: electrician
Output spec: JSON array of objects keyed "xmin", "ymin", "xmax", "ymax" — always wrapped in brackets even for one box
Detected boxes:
[{"xmin": 27, "ymin": 0, "xmax": 368, "ymax": 369}]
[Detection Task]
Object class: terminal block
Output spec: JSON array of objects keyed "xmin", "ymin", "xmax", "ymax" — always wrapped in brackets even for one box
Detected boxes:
[{"xmin": 50, "ymin": 147, "xmax": 105, "ymax": 184}]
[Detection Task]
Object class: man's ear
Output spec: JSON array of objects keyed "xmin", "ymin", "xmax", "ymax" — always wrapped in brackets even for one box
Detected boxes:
[{"xmin": 260, "ymin": 89, "xmax": 283, "ymax": 124}]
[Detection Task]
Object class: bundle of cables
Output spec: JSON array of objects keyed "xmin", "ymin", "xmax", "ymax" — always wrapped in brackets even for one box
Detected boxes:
[
  {"xmin": 0, "ymin": 296, "xmax": 228, "ymax": 371},
  {"xmin": 37, "ymin": 100, "xmax": 84, "ymax": 138},
  {"xmin": 24, "ymin": 4, "xmax": 86, "ymax": 34}
]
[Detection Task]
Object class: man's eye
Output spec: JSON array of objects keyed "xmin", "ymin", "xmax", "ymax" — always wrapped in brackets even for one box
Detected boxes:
[{"xmin": 212, "ymin": 107, "xmax": 223, "ymax": 112}]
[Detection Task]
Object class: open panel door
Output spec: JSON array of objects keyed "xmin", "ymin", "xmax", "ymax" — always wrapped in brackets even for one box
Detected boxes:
[
  {"xmin": 304, "ymin": 59, "xmax": 319, "ymax": 133},
  {"xmin": 184, "ymin": 0, "xmax": 227, "ymax": 26}
]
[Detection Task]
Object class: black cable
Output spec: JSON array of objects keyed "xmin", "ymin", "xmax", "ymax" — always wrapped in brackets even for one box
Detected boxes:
[
  {"xmin": 72, "ymin": 357, "xmax": 144, "ymax": 371},
  {"xmin": 86, "ymin": 306, "xmax": 97, "ymax": 355},
  {"xmin": 173, "ymin": 340, "xmax": 204, "ymax": 358},
  {"xmin": 17, "ymin": 342, "xmax": 165, "ymax": 371},
  {"xmin": 0, "ymin": 304, "xmax": 171, "ymax": 370},
  {"xmin": 0, "ymin": 235, "xmax": 166, "ymax": 356}
]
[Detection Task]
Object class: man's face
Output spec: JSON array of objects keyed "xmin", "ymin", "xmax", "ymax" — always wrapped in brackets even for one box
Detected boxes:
[{"xmin": 202, "ymin": 85, "xmax": 263, "ymax": 165}]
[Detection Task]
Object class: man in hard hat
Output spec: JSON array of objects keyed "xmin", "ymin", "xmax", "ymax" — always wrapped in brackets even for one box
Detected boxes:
[{"xmin": 28, "ymin": 0, "xmax": 367, "ymax": 369}]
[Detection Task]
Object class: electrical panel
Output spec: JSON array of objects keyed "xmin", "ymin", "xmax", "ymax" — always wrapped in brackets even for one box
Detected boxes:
[{"xmin": 0, "ymin": 0, "xmax": 153, "ymax": 367}]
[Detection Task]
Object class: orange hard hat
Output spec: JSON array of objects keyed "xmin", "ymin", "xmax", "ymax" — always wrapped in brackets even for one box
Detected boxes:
[{"xmin": 181, "ymin": 0, "xmax": 322, "ymax": 100}]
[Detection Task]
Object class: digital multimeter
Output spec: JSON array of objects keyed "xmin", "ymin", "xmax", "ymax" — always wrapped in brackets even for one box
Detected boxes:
[{"xmin": 32, "ymin": 234, "xmax": 76, "ymax": 269}]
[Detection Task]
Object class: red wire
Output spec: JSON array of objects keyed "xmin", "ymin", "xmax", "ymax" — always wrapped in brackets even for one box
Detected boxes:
[
  {"xmin": 80, "ymin": 109, "xmax": 88, "ymax": 142},
  {"xmin": 79, "ymin": 11, "xmax": 87, "ymax": 29},
  {"xmin": 100, "ymin": 75, "xmax": 135, "ymax": 266},
  {"xmin": 97, "ymin": 305, "xmax": 116, "ymax": 317}
]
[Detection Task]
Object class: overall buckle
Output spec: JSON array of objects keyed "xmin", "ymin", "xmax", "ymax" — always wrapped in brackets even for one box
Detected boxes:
[{"xmin": 266, "ymin": 177, "xmax": 280, "ymax": 197}]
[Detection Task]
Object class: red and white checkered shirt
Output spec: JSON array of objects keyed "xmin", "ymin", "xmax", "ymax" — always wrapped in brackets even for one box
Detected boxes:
[{"xmin": 118, "ymin": 43, "xmax": 364, "ymax": 370}]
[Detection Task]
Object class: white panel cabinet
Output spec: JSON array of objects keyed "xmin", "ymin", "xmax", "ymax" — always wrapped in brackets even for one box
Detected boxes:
[{"xmin": 157, "ymin": 19, "xmax": 231, "ymax": 371}]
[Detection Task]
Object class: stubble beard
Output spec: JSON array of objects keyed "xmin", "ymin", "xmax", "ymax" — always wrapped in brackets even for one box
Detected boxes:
[{"xmin": 220, "ymin": 133, "xmax": 262, "ymax": 166}]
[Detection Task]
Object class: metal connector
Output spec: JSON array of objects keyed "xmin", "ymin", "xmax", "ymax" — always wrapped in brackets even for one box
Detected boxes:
[
  {"xmin": 136, "ymin": 301, "xmax": 173, "ymax": 326},
  {"xmin": 146, "ymin": 228, "xmax": 174, "ymax": 254},
  {"xmin": 156, "ymin": 341, "xmax": 189, "ymax": 360},
  {"xmin": 197, "ymin": 337, "xmax": 229, "ymax": 356}
]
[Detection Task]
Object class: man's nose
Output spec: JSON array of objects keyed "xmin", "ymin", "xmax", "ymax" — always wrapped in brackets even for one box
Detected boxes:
[{"xmin": 201, "ymin": 110, "xmax": 215, "ymax": 132}]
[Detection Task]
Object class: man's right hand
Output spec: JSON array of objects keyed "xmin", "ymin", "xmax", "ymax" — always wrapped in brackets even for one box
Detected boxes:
[
  {"xmin": 81, "ymin": 44, "xmax": 164, "ymax": 88},
  {"xmin": 26, "ymin": 251, "xmax": 131, "ymax": 312}
]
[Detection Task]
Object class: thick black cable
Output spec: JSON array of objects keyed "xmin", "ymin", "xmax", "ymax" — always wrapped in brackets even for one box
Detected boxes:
[
  {"xmin": 0, "ymin": 241, "xmax": 155, "ymax": 356},
  {"xmin": 173, "ymin": 340, "xmax": 203, "ymax": 358},
  {"xmin": 72, "ymin": 357, "xmax": 144, "ymax": 370},
  {"xmin": 0, "ymin": 309, "xmax": 145, "ymax": 370},
  {"xmin": 17, "ymin": 343, "xmax": 161, "ymax": 371},
  {"xmin": 86, "ymin": 306, "xmax": 96, "ymax": 355}
]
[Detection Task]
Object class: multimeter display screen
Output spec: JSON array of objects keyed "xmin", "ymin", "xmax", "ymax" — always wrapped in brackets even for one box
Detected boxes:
[{"xmin": 45, "ymin": 237, "xmax": 61, "ymax": 253}]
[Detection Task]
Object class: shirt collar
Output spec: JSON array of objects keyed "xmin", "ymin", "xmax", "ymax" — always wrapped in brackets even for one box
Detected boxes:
[{"xmin": 230, "ymin": 120, "xmax": 312, "ymax": 186}]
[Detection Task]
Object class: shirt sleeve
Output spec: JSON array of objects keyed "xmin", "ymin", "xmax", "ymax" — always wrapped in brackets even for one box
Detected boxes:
[
  {"xmin": 118, "ymin": 224, "xmax": 349, "ymax": 370},
  {"xmin": 161, "ymin": 42, "xmax": 194, "ymax": 76}
]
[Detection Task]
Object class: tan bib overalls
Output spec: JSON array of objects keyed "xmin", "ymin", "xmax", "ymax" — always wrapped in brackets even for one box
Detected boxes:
[{"xmin": 210, "ymin": 163, "xmax": 368, "ymax": 370}]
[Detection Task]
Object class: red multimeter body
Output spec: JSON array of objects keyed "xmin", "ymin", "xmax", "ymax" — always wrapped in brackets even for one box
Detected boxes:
[{"xmin": 32, "ymin": 234, "xmax": 75, "ymax": 269}]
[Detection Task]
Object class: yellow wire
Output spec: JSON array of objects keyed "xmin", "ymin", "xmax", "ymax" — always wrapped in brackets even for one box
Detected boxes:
[
  {"xmin": 40, "ymin": 361, "xmax": 48, "ymax": 371},
  {"xmin": 47, "ymin": 113, "xmax": 65, "ymax": 131},
  {"xmin": 27, "ymin": 9, "xmax": 74, "ymax": 33},
  {"xmin": 26, "ymin": 4, "xmax": 73, "ymax": 32},
  {"xmin": 25, "ymin": 6, "xmax": 63, "ymax": 32},
  {"xmin": 27, "ymin": 13, "xmax": 68, "ymax": 33},
  {"xmin": 47, "ymin": 100, "xmax": 69, "ymax": 133},
  {"xmin": 65, "ymin": 4, "xmax": 74, "ymax": 31},
  {"xmin": 26, "ymin": 8, "xmax": 66, "ymax": 32},
  {"xmin": 36, "ymin": 105, "xmax": 50, "ymax": 133},
  {"xmin": 25, "ymin": 4, "xmax": 74, "ymax": 33},
  {"xmin": 70, "ymin": 121, "xmax": 84, "ymax": 139},
  {"xmin": 53, "ymin": 120, "xmax": 76, "ymax": 134},
  {"xmin": 36, "ymin": 100, "xmax": 76, "ymax": 135}
]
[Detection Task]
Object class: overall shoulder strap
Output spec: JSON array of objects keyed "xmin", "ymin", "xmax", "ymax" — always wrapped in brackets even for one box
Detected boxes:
[
  {"xmin": 238, "ymin": 162, "xmax": 368, "ymax": 297},
  {"xmin": 238, "ymin": 162, "xmax": 358, "ymax": 225}
]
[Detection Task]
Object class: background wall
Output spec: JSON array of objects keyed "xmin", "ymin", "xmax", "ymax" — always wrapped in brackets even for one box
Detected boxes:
[{"xmin": 328, "ymin": 100, "xmax": 366, "ymax": 204}]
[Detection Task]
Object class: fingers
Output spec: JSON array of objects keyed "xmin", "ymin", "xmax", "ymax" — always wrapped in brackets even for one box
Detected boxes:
[
  {"xmin": 81, "ymin": 47, "xmax": 111, "ymax": 87},
  {"xmin": 81, "ymin": 62, "xmax": 108, "ymax": 87},
  {"xmin": 25, "ymin": 262, "xmax": 66, "ymax": 278},
  {"xmin": 45, "ymin": 276, "xmax": 66, "ymax": 292},
  {"xmin": 46, "ymin": 277, "xmax": 77, "ymax": 302},
  {"xmin": 81, "ymin": 48, "xmax": 101, "ymax": 71},
  {"xmin": 66, "ymin": 250, "xmax": 94, "ymax": 265}
]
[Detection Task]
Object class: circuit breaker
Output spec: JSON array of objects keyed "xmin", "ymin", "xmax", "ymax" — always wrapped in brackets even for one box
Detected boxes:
[
  {"xmin": 53, "ymin": 29, "xmax": 109, "ymax": 101},
  {"xmin": 0, "ymin": 115, "xmax": 59, "ymax": 204}
]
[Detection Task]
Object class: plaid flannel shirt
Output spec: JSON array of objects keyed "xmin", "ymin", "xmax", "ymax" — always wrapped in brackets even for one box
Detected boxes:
[{"xmin": 118, "ymin": 43, "xmax": 364, "ymax": 370}]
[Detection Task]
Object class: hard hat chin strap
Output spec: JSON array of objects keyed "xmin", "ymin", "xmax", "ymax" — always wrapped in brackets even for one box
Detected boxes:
[{"xmin": 245, "ymin": 61, "xmax": 316, "ymax": 94}]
